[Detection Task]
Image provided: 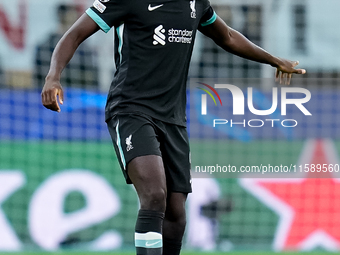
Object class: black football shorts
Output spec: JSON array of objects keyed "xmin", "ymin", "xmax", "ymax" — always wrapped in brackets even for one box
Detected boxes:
[{"xmin": 107, "ymin": 113, "xmax": 192, "ymax": 193}]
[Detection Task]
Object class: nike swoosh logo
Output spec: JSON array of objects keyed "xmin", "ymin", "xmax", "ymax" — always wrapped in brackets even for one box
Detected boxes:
[
  {"xmin": 145, "ymin": 240, "xmax": 161, "ymax": 247},
  {"xmin": 148, "ymin": 4, "xmax": 163, "ymax": 11}
]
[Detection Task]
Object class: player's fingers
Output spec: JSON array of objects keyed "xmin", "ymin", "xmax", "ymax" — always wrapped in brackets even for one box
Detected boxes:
[
  {"xmin": 44, "ymin": 89, "xmax": 58, "ymax": 111},
  {"xmin": 283, "ymin": 73, "xmax": 288, "ymax": 85},
  {"xmin": 45, "ymin": 89, "xmax": 52, "ymax": 105},
  {"xmin": 294, "ymin": 69, "xmax": 307, "ymax": 74},
  {"xmin": 283, "ymin": 73, "xmax": 287, "ymax": 85},
  {"xmin": 280, "ymin": 72, "xmax": 285, "ymax": 84},
  {"xmin": 285, "ymin": 73, "xmax": 290, "ymax": 85},
  {"xmin": 53, "ymin": 89, "xmax": 61, "ymax": 112},
  {"xmin": 41, "ymin": 91, "xmax": 52, "ymax": 109},
  {"xmin": 47, "ymin": 102, "xmax": 60, "ymax": 111},
  {"xmin": 58, "ymin": 88, "xmax": 64, "ymax": 105},
  {"xmin": 292, "ymin": 60, "xmax": 299, "ymax": 68},
  {"xmin": 275, "ymin": 69, "xmax": 280, "ymax": 82},
  {"xmin": 287, "ymin": 74, "xmax": 292, "ymax": 85}
]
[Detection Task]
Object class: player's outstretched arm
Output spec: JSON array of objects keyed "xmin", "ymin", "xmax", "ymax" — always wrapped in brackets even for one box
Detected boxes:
[
  {"xmin": 41, "ymin": 14, "xmax": 99, "ymax": 112},
  {"xmin": 199, "ymin": 16, "xmax": 306, "ymax": 85}
]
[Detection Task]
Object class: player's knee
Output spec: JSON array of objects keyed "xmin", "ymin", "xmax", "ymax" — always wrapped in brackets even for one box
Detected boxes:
[
  {"xmin": 177, "ymin": 215, "xmax": 186, "ymax": 230},
  {"xmin": 141, "ymin": 188, "xmax": 167, "ymax": 211},
  {"xmin": 164, "ymin": 212, "xmax": 186, "ymax": 237},
  {"xmin": 169, "ymin": 213, "xmax": 186, "ymax": 225}
]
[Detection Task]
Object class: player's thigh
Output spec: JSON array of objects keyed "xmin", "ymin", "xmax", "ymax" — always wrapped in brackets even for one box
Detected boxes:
[
  {"xmin": 128, "ymin": 155, "xmax": 167, "ymax": 200},
  {"xmin": 107, "ymin": 114, "xmax": 167, "ymax": 195}
]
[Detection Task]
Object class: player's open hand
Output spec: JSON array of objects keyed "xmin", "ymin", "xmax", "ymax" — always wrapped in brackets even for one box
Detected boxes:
[
  {"xmin": 41, "ymin": 79, "xmax": 64, "ymax": 112},
  {"xmin": 275, "ymin": 59, "xmax": 306, "ymax": 85}
]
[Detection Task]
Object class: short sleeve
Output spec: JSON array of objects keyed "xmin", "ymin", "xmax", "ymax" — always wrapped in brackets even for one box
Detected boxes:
[
  {"xmin": 86, "ymin": 0, "xmax": 127, "ymax": 33},
  {"xmin": 199, "ymin": 0, "xmax": 217, "ymax": 27}
]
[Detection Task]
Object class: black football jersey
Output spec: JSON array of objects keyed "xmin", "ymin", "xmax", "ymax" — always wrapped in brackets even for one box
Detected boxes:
[{"xmin": 86, "ymin": 0, "xmax": 217, "ymax": 126}]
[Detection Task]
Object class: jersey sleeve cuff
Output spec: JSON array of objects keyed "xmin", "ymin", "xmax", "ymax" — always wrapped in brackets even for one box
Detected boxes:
[
  {"xmin": 200, "ymin": 11, "xmax": 217, "ymax": 27},
  {"xmin": 86, "ymin": 8, "xmax": 111, "ymax": 33}
]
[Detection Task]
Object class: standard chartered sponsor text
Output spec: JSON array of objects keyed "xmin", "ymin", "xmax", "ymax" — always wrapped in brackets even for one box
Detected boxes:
[
  {"xmin": 168, "ymin": 28, "xmax": 193, "ymax": 44},
  {"xmin": 195, "ymin": 164, "xmax": 295, "ymax": 175}
]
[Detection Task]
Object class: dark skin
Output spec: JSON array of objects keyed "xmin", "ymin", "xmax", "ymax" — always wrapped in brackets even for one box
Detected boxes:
[
  {"xmin": 41, "ymin": 13, "xmax": 306, "ymax": 247},
  {"xmin": 41, "ymin": 14, "xmax": 98, "ymax": 112},
  {"xmin": 128, "ymin": 155, "xmax": 187, "ymax": 244}
]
